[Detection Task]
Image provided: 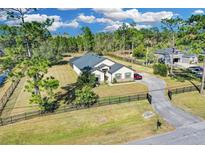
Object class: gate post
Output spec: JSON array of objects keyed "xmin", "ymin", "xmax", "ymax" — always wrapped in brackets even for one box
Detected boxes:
[
  {"xmin": 168, "ymin": 90, "xmax": 172, "ymax": 100},
  {"xmin": 147, "ymin": 93, "xmax": 152, "ymax": 104}
]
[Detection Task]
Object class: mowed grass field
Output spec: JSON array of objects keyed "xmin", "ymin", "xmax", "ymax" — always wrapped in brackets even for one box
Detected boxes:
[
  {"xmin": 172, "ymin": 91, "xmax": 205, "ymax": 119},
  {"xmin": 0, "ymin": 100, "xmax": 173, "ymax": 144},
  {"xmin": 93, "ymin": 83, "xmax": 148, "ymax": 97},
  {"xmin": 1, "ymin": 53, "xmax": 79, "ymax": 117},
  {"xmin": 0, "ymin": 80, "xmax": 12, "ymax": 100},
  {"xmin": 105, "ymin": 56, "xmax": 153, "ymax": 74}
]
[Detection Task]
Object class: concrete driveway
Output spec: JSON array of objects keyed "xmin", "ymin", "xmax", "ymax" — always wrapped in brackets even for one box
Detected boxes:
[
  {"xmin": 137, "ymin": 73, "xmax": 201, "ymax": 128},
  {"xmin": 129, "ymin": 73, "xmax": 204, "ymax": 144}
]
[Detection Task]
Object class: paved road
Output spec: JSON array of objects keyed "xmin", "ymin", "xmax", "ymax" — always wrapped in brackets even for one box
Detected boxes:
[
  {"xmin": 129, "ymin": 73, "xmax": 204, "ymax": 144},
  {"xmin": 129, "ymin": 121, "xmax": 205, "ymax": 145}
]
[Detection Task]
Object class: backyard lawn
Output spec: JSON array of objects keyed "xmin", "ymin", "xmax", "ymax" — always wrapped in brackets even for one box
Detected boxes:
[
  {"xmin": 105, "ymin": 56, "xmax": 153, "ymax": 74},
  {"xmin": 0, "ymin": 80, "xmax": 12, "ymax": 101},
  {"xmin": 172, "ymin": 91, "xmax": 205, "ymax": 119},
  {"xmin": 0, "ymin": 100, "xmax": 173, "ymax": 144},
  {"xmin": 93, "ymin": 83, "xmax": 148, "ymax": 97},
  {"xmin": 0, "ymin": 53, "xmax": 79, "ymax": 117}
]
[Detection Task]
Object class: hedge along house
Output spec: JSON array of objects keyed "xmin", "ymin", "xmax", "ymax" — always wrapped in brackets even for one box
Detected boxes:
[{"xmin": 70, "ymin": 53, "xmax": 135, "ymax": 83}]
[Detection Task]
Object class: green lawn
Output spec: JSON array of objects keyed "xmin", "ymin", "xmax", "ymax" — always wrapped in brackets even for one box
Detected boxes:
[
  {"xmin": 105, "ymin": 56, "xmax": 153, "ymax": 74},
  {"xmin": 0, "ymin": 80, "xmax": 12, "ymax": 102},
  {"xmin": 1, "ymin": 54, "xmax": 79, "ymax": 117},
  {"xmin": 0, "ymin": 100, "xmax": 172, "ymax": 144},
  {"xmin": 172, "ymin": 91, "xmax": 205, "ymax": 119},
  {"xmin": 93, "ymin": 83, "xmax": 148, "ymax": 97}
]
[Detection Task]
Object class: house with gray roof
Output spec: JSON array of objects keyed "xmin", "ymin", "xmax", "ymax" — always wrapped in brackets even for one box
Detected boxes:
[
  {"xmin": 155, "ymin": 48, "xmax": 198, "ymax": 65},
  {"xmin": 70, "ymin": 53, "xmax": 135, "ymax": 83}
]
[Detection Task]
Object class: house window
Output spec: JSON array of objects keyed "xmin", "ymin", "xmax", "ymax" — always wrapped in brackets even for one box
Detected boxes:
[
  {"xmin": 125, "ymin": 72, "xmax": 131, "ymax": 79},
  {"xmin": 115, "ymin": 73, "xmax": 122, "ymax": 80}
]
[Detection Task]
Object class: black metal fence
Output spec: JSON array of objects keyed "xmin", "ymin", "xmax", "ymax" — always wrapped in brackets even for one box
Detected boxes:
[
  {"xmin": 0, "ymin": 79, "xmax": 20, "ymax": 114},
  {"xmin": 168, "ymin": 84, "xmax": 201, "ymax": 100},
  {"xmin": 0, "ymin": 93, "xmax": 148, "ymax": 126}
]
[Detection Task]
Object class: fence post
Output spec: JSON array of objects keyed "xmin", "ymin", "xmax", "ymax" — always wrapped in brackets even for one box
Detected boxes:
[
  {"xmin": 147, "ymin": 93, "xmax": 152, "ymax": 104},
  {"xmin": 119, "ymin": 97, "xmax": 121, "ymax": 103},
  {"xmin": 168, "ymin": 90, "xmax": 172, "ymax": 100}
]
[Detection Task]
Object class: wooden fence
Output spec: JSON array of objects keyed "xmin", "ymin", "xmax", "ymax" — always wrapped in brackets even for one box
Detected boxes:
[
  {"xmin": 0, "ymin": 93, "xmax": 148, "ymax": 126},
  {"xmin": 105, "ymin": 53, "xmax": 153, "ymax": 68}
]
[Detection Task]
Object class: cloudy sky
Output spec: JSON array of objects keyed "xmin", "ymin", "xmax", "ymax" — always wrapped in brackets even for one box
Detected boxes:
[{"xmin": 0, "ymin": 8, "xmax": 204, "ymax": 35}]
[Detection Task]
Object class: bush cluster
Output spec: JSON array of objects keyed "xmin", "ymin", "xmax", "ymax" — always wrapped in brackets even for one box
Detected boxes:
[{"xmin": 153, "ymin": 63, "xmax": 168, "ymax": 77}]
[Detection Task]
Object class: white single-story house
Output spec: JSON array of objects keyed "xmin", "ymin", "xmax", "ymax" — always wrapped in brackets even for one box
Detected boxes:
[
  {"xmin": 155, "ymin": 48, "xmax": 198, "ymax": 65},
  {"xmin": 70, "ymin": 53, "xmax": 135, "ymax": 83}
]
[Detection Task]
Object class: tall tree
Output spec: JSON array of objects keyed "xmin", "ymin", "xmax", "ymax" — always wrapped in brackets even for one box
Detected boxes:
[
  {"xmin": 81, "ymin": 26, "xmax": 94, "ymax": 52},
  {"xmin": 178, "ymin": 14, "xmax": 205, "ymax": 94},
  {"xmin": 0, "ymin": 8, "xmax": 37, "ymax": 58},
  {"xmin": 161, "ymin": 17, "xmax": 183, "ymax": 74}
]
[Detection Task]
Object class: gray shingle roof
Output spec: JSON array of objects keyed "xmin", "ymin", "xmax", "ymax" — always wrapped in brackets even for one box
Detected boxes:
[
  {"xmin": 71, "ymin": 53, "xmax": 106, "ymax": 70},
  {"xmin": 155, "ymin": 48, "xmax": 181, "ymax": 55},
  {"xmin": 97, "ymin": 63, "xmax": 110, "ymax": 69},
  {"xmin": 108, "ymin": 63, "xmax": 124, "ymax": 74}
]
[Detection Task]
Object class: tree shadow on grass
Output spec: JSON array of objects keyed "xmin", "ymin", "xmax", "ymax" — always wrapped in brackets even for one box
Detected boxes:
[
  {"xmin": 171, "ymin": 69, "xmax": 201, "ymax": 91},
  {"xmin": 56, "ymin": 83, "xmax": 77, "ymax": 104}
]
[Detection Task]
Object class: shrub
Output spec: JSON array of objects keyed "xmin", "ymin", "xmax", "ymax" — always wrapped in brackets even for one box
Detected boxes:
[
  {"xmin": 76, "ymin": 67, "xmax": 97, "ymax": 89},
  {"xmin": 198, "ymin": 55, "xmax": 204, "ymax": 63},
  {"xmin": 74, "ymin": 86, "xmax": 98, "ymax": 107},
  {"xmin": 153, "ymin": 63, "xmax": 168, "ymax": 77},
  {"xmin": 112, "ymin": 78, "xmax": 117, "ymax": 84},
  {"xmin": 132, "ymin": 44, "xmax": 146, "ymax": 58}
]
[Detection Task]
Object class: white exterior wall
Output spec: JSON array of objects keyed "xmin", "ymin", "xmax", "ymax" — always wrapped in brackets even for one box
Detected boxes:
[
  {"xmin": 111, "ymin": 66, "xmax": 134, "ymax": 82},
  {"xmin": 182, "ymin": 57, "xmax": 198, "ymax": 64},
  {"xmin": 73, "ymin": 64, "xmax": 82, "ymax": 75},
  {"xmin": 95, "ymin": 59, "xmax": 115, "ymax": 67},
  {"xmin": 92, "ymin": 70, "xmax": 104, "ymax": 82},
  {"xmin": 107, "ymin": 72, "xmax": 112, "ymax": 83}
]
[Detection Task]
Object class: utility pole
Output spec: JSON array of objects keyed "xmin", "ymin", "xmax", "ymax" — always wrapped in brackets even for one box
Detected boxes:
[
  {"xmin": 200, "ymin": 57, "xmax": 205, "ymax": 94},
  {"xmin": 170, "ymin": 33, "xmax": 175, "ymax": 75},
  {"xmin": 146, "ymin": 47, "xmax": 149, "ymax": 66}
]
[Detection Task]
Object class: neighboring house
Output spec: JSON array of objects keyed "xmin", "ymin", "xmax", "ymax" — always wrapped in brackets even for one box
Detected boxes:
[
  {"xmin": 155, "ymin": 48, "xmax": 198, "ymax": 65},
  {"xmin": 70, "ymin": 53, "xmax": 135, "ymax": 83}
]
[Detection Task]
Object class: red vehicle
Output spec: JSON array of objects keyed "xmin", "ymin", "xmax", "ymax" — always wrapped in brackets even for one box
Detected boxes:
[{"xmin": 134, "ymin": 73, "xmax": 142, "ymax": 80}]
